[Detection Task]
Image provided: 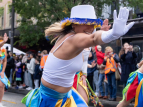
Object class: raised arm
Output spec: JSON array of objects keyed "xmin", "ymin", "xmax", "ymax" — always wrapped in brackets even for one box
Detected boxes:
[{"xmin": 73, "ymin": 7, "xmax": 134, "ymax": 49}]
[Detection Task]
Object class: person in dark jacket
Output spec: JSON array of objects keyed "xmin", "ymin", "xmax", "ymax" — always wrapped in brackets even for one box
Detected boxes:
[
  {"xmin": 5, "ymin": 53, "xmax": 15, "ymax": 79},
  {"xmin": 87, "ymin": 51, "xmax": 97, "ymax": 89},
  {"xmin": 120, "ymin": 43, "xmax": 137, "ymax": 87},
  {"xmin": 34, "ymin": 58, "xmax": 41, "ymax": 89},
  {"xmin": 103, "ymin": 46, "xmax": 120, "ymax": 101}
]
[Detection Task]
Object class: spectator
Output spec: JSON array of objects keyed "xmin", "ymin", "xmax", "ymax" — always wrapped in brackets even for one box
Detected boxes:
[
  {"xmin": 95, "ymin": 45, "xmax": 108, "ymax": 99},
  {"xmin": 22, "ymin": 53, "xmax": 28, "ymax": 63},
  {"xmin": 103, "ymin": 46, "xmax": 120, "ymax": 101},
  {"xmin": 15, "ymin": 62, "xmax": 22, "ymax": 89},
  {"xmin": 19, "ymin": 54, "xmax": 24, "ymax": 61},
  {"xmin": 95, "ymin": 45, "xmax": 105, "ymax": 65},
  {"xmin": 34, "ymin": 58, "xmax": 41, "ymax": 89},
  {"xmin": 18, "ymin": 54, "xmax": 25, "ymax": 88},
  {"xmin": 97, "ymin": 64, "xmax": 108, "ymax": 99},
  {"xmin": 92, "ymin": 45, "xmax": 105, "ymax": 96},
  {"xmin": 23, "ymin": 54, "xmax": 31, "ymax": 89},
  {"xmin": 37, "ymin": 51, "xmax": 41, "ymax": 59},
  {"xmin": 40, "ymin": 50, "xmax": 48, "ymax": 57},
  {"xmin": 92, "ymin": 47, "xmax": 97, "ymax": 61},
  {"xmin": 40, "ymin": 50, "xmax": 48, "ymax": 69},
  {"xmin": 129, "ymin": 44, "xmax": 137, "ymax": 71},
  {"xmin": 5, "ymin": 52, "xmax": 15, "ymax": 79},
  {"xmin": 120, "ymin": 43, "xmax": 137, "ymax": 87},
  {"xmin": 133, "ymin": 45, "xmax": 142, "ymax": 64},
  {"xmin": 8, "ymin": 52, "xmax": 15, "ymax": 85},
  {"xmin": 26, "ymin": 53, "xmax": 35, "ymax": 90},
  {"xmin": 12, "ymin": 56, "xmax": 19, "ymax": 86},
  {"xmin": 87, "ymin": 51, "xmax": 97, "ymax": 89}
]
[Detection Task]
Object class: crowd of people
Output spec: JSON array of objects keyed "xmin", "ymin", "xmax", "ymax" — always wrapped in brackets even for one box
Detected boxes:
[
  {"xmin": 5, "ymin": 50, "xmax": 48, "ymax": 90},
  {"xmin": 5, "ymin": 42, "xmax": 140, "ymax": 102},
  {"xmin": 87, "ymin": 42, "xmax": 140, "ymax": 101}
]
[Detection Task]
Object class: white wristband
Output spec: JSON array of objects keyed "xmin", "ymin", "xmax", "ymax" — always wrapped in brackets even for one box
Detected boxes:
[{"xmin": 101, "ymin": 29, "xmax": 115, "ymax": 43}]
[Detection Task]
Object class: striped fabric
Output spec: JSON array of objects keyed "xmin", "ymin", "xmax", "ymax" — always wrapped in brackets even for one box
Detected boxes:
[{"xmin": 120, "ymin": 70, "xmax": 143, "ymax": 107}]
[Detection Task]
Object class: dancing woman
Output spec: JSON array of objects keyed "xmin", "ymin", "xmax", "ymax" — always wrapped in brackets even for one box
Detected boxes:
[
  {"xmin": 117, "ymin": 60, "xmax": 143, "ymax": 107},
  {"xmin": 22, "ymin": 5, "xmax": 134, "ymax": 107},
  {"xmin": 0, "ymin": 33, "xmax": 9, "ymax": 107}
]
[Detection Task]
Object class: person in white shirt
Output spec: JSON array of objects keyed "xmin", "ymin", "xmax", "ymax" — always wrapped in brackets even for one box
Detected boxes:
[{"xmin": 26, "ymin": 53, "xmax": 35, "ymax": 90}]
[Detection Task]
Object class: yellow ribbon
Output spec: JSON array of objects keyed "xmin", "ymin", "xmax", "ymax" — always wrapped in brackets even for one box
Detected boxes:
[{"xmin": 134, "ymin": 79, "xmax": 143, "ymax": 107}]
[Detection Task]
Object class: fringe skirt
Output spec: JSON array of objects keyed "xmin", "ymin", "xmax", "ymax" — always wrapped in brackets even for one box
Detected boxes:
[{"xmin": 73, "ymin": 71, "xmax": 103, "ymax": 107}]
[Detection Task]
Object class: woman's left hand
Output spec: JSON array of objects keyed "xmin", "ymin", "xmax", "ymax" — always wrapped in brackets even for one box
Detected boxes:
[
  {"xmin": 0, "ymin": 72, "xmax": 4, "ymax": 79},
  {"xmin": 101, "ymin": 19, "xmax": 111, "ymax": 31},
  {"xmin": 80, "ymin": 75, "xmax": 87, "ymax": 86}
]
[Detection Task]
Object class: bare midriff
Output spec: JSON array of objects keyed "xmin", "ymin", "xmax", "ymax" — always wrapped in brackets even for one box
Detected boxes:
[{"xmin": 41, "ymin": 78, "xmax": 72, "ymax": 93}]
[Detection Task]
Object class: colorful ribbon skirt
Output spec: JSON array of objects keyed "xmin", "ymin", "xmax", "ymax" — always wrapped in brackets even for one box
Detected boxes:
[
  {"xmin": 0, "ymin": 71, "xmax": 9, "ymax": 89},
  {"xmin": 21, "ymin": 83, "xmax": 88, "ymax": 107},
  {"xmin": 120, "ymin": 70, "xmax": 143, "ymax": 107},
  {"xmin": 73, "ymin": 71, "xmax": 103, "ymax": 107}
]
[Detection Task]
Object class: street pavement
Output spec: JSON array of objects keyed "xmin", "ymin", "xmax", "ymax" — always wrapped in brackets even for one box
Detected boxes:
[{"xmin": 2, "ymin": 92, "xmax": 25, "ymax": 107}]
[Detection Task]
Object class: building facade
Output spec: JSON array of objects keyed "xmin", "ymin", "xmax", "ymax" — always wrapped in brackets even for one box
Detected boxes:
[{"xmin": 0, "ymin": 0, "xmax": 21, "ymax": 36}]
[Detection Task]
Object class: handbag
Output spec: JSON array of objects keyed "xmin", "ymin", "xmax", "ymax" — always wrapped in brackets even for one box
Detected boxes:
[
  {"xmin": 115, "ymin": 65, "xmax": 121, "ymax": 80},
  {"xmin": 110, "ymin": 59, "xmax": 121, "ymax": 80}
]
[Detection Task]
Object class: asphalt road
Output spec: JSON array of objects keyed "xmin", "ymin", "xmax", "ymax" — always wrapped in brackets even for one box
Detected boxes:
[{"xmin": 2, "ymin": 92, "xmax": 25, "ymax": 107}]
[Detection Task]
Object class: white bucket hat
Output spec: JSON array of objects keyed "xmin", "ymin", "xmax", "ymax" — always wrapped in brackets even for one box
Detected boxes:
[{"xmin": 61, "ymin": 5, "xmax": 103, "ymax": 28}]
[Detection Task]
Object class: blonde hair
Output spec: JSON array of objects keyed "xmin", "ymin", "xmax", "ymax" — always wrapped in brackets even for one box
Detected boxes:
[
  {"xmin": 105, "ymin": 46, "xmax": 113, "ymax": 55},
  {"xmin": 45, "ymin": 22, "xmax": 73, "ymax": 43},
  {"xmin": 42, "ymin": 50, "xmax": 48, "ymax": 55}
]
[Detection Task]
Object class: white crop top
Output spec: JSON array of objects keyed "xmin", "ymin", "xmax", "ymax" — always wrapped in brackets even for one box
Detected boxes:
[
  {"xmin": 42, "ymin": 35, "xmax": 83, "ymax": 87},
  {"xmin": 81, "ymin": 47, "xmax": 91, "ymax": 74}
]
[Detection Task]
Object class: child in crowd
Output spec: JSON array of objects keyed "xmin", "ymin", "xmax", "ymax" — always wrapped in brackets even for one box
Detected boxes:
[
  {"xmin": 15, "ymin": 62, "xmax": 22, "ymax": 89},
  {"xmin": 34, "ymin": 58, "xmax": 41, "ymax": 89}
]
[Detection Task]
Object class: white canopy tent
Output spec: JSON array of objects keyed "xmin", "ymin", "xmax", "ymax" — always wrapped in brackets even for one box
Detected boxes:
[{"xmin": 2, "ymin": 43, "xmax": 26, "ymax": 55}]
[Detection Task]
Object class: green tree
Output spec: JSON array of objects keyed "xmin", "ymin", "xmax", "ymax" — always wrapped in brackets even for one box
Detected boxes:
[
  {"xmin": 13, "ymin": 0, "xmax": 143, "ymax": 46},
  {"xmin": 0, "ymin": 7, "xmax": 4, "ymax": 17}
]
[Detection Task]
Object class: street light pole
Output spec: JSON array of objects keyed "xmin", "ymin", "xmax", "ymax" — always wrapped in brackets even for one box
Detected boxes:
[{"xmin": 11, "ymin": 0, "xmax": 15, "ymax": 54}]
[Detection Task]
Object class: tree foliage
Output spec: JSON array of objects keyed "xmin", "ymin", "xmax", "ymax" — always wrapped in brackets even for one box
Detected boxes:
[
  {"xmin": 0, "ymin": 7, "xmax": 4, "ymax": 17},
  {"xmin": 13, "ymin": 0, "xmax": 143, "ymax": 46}
]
